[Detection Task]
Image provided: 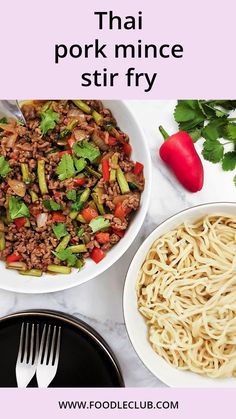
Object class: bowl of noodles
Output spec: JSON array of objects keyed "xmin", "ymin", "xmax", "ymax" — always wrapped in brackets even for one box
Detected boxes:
[{"xmin": 123, "ymin": 202, "xmax": 236, "ymax": 387}]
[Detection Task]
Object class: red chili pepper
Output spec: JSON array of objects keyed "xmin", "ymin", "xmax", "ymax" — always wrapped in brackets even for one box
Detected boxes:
[
  {"xmin": 72, "ymin": 177, "xmax": 86, "ymax": 186},
  {"xmin": 29, "ymin": 205, "xmax": 41, "ymax": 218},
  {"xmin": 14, "ymin": 217, "xmax": 26, "ymax": 229},
  {"xmin": 58, "ymin": 149, "xmax": 73, "ymax": 157},
  {"xmin": 102, "ymin": 159, "xmax": 110, "ymax": 182},
  {"xmin": 159, "ymin": 126, "xmax": 204, "ymax": 193},
  {"xmin": 81, "ymin": 207, "xmax": 98, "ymax": 222},
  {"xmin": 52, "ymin": 212, "xmax": 66, "ymax": 222},
  {"xmin": 112, "ymin": 227, "xmax": 125, "ymax": 238},
  {"xmin": 123, "ymin": 143, "xmax": 132, "ymax": 157},
  {"xmin": 114, "ymin": 202, "xmax": 131, "ymax": 220},
  {"xmin": 68, "ymin": 137, "xmax": 76, "ymax": 149},
  {"xmin": 95, "ymin": 232, "xmax": 110, "ymax": 244},
  {"xmin": 90, "ymin": 247, "xmax": 105, "ymax": 264},
  {"xmin": 108, "ymin": 135, "xmax": 117, "ymax": 146},
  {"xmin": 53, "ymin": 191, "xmax": 60, "ymax": 198},
  {"xmin": 6, "ymin": 253, "xmax": 21, "ymax": 263},
  {"xmin": 134, "ymin": 162, "xmax": 144, "ymax": 175}
]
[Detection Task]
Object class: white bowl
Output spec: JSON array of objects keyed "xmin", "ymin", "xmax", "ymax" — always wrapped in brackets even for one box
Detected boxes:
[
  {"xmin": 0, "ymin": 101, "xmax": 152, "ymax": 294},
  {"xmin": 123, "ymin": 202, "xmax": 236, "ymax": 387}
]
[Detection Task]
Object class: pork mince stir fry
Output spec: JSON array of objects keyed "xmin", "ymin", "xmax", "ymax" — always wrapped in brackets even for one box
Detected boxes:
[{"xmin": 0, "ymin": 100, "xmax": 144, "ymax": 276}]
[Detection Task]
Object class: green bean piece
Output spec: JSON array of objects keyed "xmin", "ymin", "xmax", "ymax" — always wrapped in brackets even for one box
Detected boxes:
[
  {"xmin": 37, "ymin": 160, "xmax": 48, "ymax": 194},
  {"xmin": 72, "ymin": 100, "xmax": 91, "ymax": 114},
  {"xmin": 68, "ymin": 244, "xmax": 87, "ymax": 253},
  {"xmin": 91, "ymin": 193, "xmax": 105, "ymax": 215},
  {"xmin": 77, "ymin": 214, "xmax": 86, "ymax": 223},
  {"xmin": 92, "ymin": 110, "xmax": 103, "ymax": 125},
  {"xmin": 47, "ymin": 264, "xmax": 71, "ymax": 274},
  {"xmin": 109, "ymin": 154, "xmax": 118, "ymax": 183},
  {"xmin": 77, "ymin": 227, "xmax": 84, "ymax": 237},
  {"xmin": 7, "ymin": 261, "xmax": 27, "ymax": 271},
  {"xmin": 69, "ymin": 211, "xmax": 79, "ymax": 220},
  {"xmin": 67, "ymin": 118, "xmax": 78, "ymax": 131},
  {"xmin": 55, "ymin": 234, "xmax": 71, "ymax": 252},
  {"xmin": 21, "ymin": 163, "xmax": 31, "ymax": 184},
  {"xmin": 29, "ymin": 190, "xmax": 39, "ymax": 203},
  {"xmin": 19, "ymin": 269, "xmax": 42, "ymax": 277},
  {"xmin": 80, "ymin": 188, "xmax": 91, "ymax": 203},
  {"xmin": 88, "ymin": 200, "xmax": 97, "ymax": 211},
  {"xmin": 117, "ymin": 167, "xmax": 130, "ymax": 194},
  {"xmin": 0, "ymin": 231, "xmax": 5, "ymax": 251},
  {"xmin": 85, "ymin": 166, "xmax": 102, "ymax": 179},
  {"xmin": 75, "ymin": 259, "xmax": 84, "ymax": 269}
]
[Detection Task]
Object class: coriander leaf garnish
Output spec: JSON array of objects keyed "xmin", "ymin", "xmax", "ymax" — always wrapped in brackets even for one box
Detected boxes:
[
  {"xmin": 66, "ymin": 190, "xmax": 77, "ymax": 201},
  {"xmin": 73, "ymin": 141, "xmax": 100, "ymax": 163},
  {"xmin": 0, "ymin": 156, "xmax": 11, "ymax": 177},
  {"xmin": 56, "ymin": 154, "xmax": 76, "ymax": 181},
  {"xmin": 40, "ymin": 109, "xmax": 60, "ymax": 136},
  {"xmin": 52, "ymin": 248, "xmax": 77, "ymax": 266},
  {"xmin": 202, "ymin": 139, "xmax": 224, "ymax": 163},
  {"xmin": 9, "ymin": 196, "xmax": 30, "ymax": 220},
  {"xmin": 226, "ymin": 123, "xmax": 236, "ymax": 141},
  {"xmin": 43, "ymin": 199, "xmax": 62, "ymax": 211},
  {"xmin": 52, "ymin": 223, "xmax": 68, "ymax": 240},
  {"xmin": 222, "ymin": 152, "xmax": 236, "ymax": 171},
  {"xmin": 202, "ymin": 119, "xmax": 226, "ymax": 141}
]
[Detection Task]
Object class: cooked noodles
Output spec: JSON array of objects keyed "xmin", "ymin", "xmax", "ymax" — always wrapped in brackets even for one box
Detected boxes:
[{"xmin": 136, "ymin": 214, "xmax": 236, "ymax": 378}]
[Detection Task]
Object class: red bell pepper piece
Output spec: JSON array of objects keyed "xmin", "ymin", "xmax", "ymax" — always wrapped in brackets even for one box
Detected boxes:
[
  {"xmin": 68, "ymin": 137, "xmax": 76, "ymax": 149},
  {"xmin": 112, "ymin": 227, "xmax": 125, "ymax": 238},
  {"xmin": 123, "ymin": 143, "xmax": 132, "ymax": 157},
  {"xmin": 102, "ymin": 159, "xmax": 110, "ymax": 182},
  {"xmin": 95, "ymin": 232, "xmax": 110, "ymax": 244},
  {"xmin": 81, "ymin": 207, "xmax": 98, "ymax": 222},
  {"xmin": 134, "ymin": 162, "xmax": 144, "ymax": 175},
  {"xmin": 159, "ymin": 126, "xmax": 204, "ymax": 193},
  {"xmin": 108, "ymin": 135, "xmax": 117, "ymax": 146},
  {"xmin": 14, "ymin": 217, "xmax": 26, "ymax": 229},
  {"xmin": 58, "ymin": 149, "xmax": 73, "ymax": 157},
  {"xmin": 53, "ymin": 191, "xmax": 60, "ymax": 199},
  {"xmin": 90, "ymin": 247, "xmax": 105, "ymax": 264},
  {"xmin": 6, "ymin": 253, "xmax": 22, "ymax": 263},
  {"xmin": 52, "ymin": 212, "xmax": 66, "ymax": 222},
  {"xmin": 73, "ymin": 177, "xmax": 86, "ymax": 186},
  {"xmin": 114, "ymin": 202, "xmax": 131, "ymax": 220}
]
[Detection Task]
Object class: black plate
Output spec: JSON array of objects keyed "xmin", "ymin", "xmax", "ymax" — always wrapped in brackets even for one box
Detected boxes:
[{"xmin": 0, "ymin": 310, "xmax": 124, "ymax": 387}]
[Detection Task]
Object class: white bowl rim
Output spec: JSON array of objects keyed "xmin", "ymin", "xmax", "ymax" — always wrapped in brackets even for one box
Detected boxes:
[
  {"xmin": 0, "ymin": 100, "xmax": 152, "ymax": 294},
  {"xmin": 123, "ymin": 201, "xmax": 236, "ymax": 387}
]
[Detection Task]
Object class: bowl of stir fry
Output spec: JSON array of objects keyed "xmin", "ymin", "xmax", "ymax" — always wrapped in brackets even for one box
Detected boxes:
[{"xmin": 0, "ymin": 100, "xmax": 151, "ymax": 293}]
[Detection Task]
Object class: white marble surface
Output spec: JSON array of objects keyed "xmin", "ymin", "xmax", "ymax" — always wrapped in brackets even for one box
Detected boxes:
[{"xmin": 0, "ymin": 100, "xmax": 235, "ymax": 387}]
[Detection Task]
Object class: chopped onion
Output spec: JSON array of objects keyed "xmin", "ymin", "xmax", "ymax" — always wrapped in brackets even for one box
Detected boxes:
[
  {"xmin": 36, "ymin": 213, "xmax": 48, "ymax": 228},
  {"xmin": 8, "ymin": 179, "xmax": 26, "ymax": 197},
  {"xmin": 67, "ymin": 109, "xmax": 86, "ymax": 122},
  {"xmin": 74, "ymin": 129, "xmax": 88, "ymax": 142}
]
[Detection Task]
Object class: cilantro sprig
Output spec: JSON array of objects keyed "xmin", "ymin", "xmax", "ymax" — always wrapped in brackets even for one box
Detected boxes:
[
  {"xmin": 40, "ymin": 109, "xmax": 60, "ymax": 136},
  {"xmin": 173, "ymin": 100, "xmax": 236, "ymax": 185},
  {"xmin": 0, "ymin": 156, "xmax": 11, "ymax": 177}
]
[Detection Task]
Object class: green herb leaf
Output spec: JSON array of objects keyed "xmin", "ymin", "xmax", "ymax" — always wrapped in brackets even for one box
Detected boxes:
[
  {"xmin": 40, "ymin": 109, "xmax": 60, "ymax": 136},
  {"xmin": 226, "ymin": 123, "xmax": 236, "ymax": 141},
  {"xmin": 89, "ymin": 216, "xmax": 110, "ymax": 233},
  {"xmin": 222, "ymin": 152, "xmax": 236, "ymax": 171},
  {"xmin": 66, "ymin": 190, "xmax": 77, "ymax": 202},
  {"xmin": 174, "ymin": 100, "xmax": 206, "ymax": 131},
  {"xmin": 71, "ymin": 200, "xmax": 84, "ymax": 211},
  {"xmin": 0, "ymin": 117, "xmax": 7, "ymax": 124},
  {"xmin": 9, "ymin": 196, "xmax": 30, "ymax": 220},
  {"xmin": 202, "ymin": 119, "xmax": 227, "ymax": 141},
  {"xmin": 73, "ymin": 141, "xmax": 100, "ymax": 163},
  {"xmin": 43, "ymin": 199, "xmax": 61, "ymax": 211},
  {"xmin": 56, "ymin": 154, "xmax": 76, "ymax": 181},
  {"xmin": 0, "ymin": 156, "xmax": 11, "ymax": 177},
  {"xmin": 52, "ymin": 223, "xmax": 68, "ymax": 240},
  {"xmin": 52, "ymin": 248, "xmax": 77, "ymax": 266},
  {"xmin": 202, "ymin": 139, "xmax": 224, "ymax": 163},
  {"xmin": 73, "ymin": 157, "xmax": 87, "ymax": 172}
]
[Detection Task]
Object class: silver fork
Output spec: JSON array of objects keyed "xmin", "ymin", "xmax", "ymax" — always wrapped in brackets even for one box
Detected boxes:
[
  {"xmin": 36, "ymin": 324, "xmax": 61, "ymax": 388},
  {"xmin": 16, "ymin": 323, "xmax": 39, "ymax": 388}
]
